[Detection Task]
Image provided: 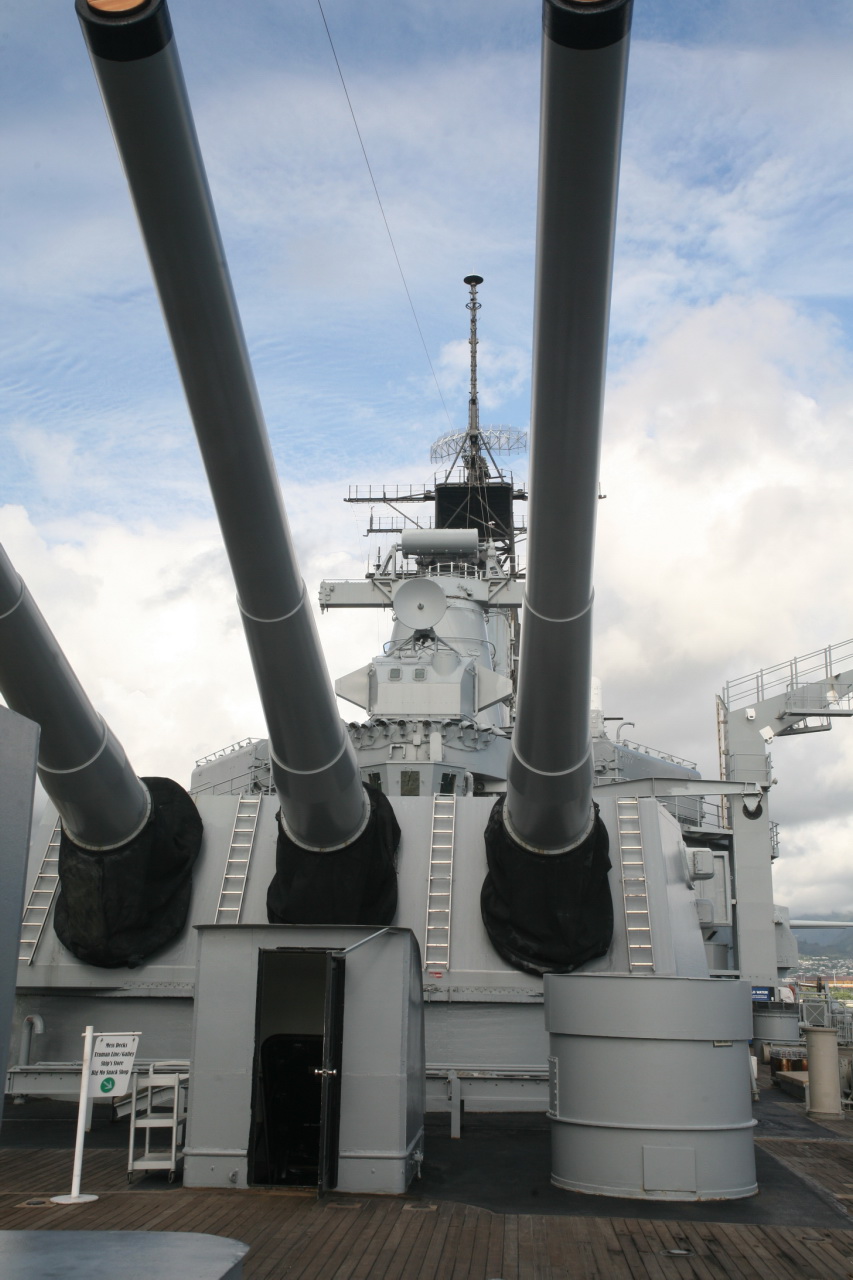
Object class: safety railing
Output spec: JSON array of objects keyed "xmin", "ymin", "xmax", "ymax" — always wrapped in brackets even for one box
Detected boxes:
[
  {"xmin": 618, "ymin": 739, "xmax": 697, "ymax": 770},
  {"xmin": 724, "ymin": 638, "xmax": 853, "ymax": 709}
]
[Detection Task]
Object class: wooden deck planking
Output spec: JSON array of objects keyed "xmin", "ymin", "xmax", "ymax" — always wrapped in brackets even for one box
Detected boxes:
[
  {"xmin": 6, "ymin": 1147, "xmax": 853, "ymax": 1279},
  {"xmin": 484, "ymin": 1207, "xmax": 506, "ymax": 1280},
  {"xmin": 757, "ymin": 1133, "xmax": 853, "ymax": 1212},
  {"xmin": 765, "ymin": 1226, "xmax": 853, "ymax": 1280},
  {"xmin": 246, "ymin": 1201, "xmax": 321, "ymax": 1280},
  {"xmin": 623, "ymin": 1218, "xmax": 673, "ymax": 1280},
  {"xmin": 292, "ymin": 1205, "xmax": 370, "ymax": 1280},
  {"xmin": 345, "ymin": 1199, "xmax": 424, "ymax": 1280},
  {"xmin": 647, "ymin": 1220, "xmax": 716, "ymax": 1280},
  {"xmin": 713, "ymin": 1222, "xmax": 778, "ymax": 1279},
  {"xmin": 395, "ymin": 1204, "xmax": 453, "ymax": 1280},
  {"xmin": 312, "ymin": 1206, "xmax": 387, "ymax": 1280},
  {"xmin": 272, "ymin": 1202, "xmax": 356, "ymax": 1280},
  {"xmin": 562, "ymin": 1215, "xmax": 608, "ymax": 1280},
  {"xmin": 445, "ymin": 1204, "xmax": 474, "ymax": 1280},
  {"xmin": 612, "ymin": 1218, "xmax": 671, "ymax": 1280},
  {"xmin": 593, "ymin": 1218, "xmax": 646, "ymax": 1280},
  {"xmin": 382, "ymin": 1206, "xmax": 439, "ymax": 1280},
  {"xmin": 673, "ymin": 1222, "xmax": 745, "ymax": 1280},
  {"xmin": 689, "ymin": 1221, "xmax": 756, "ymax": 1280},
  {"xmin": 357, "ymin": 1202, "xmax": 422, "ymax": 1280},
  {"xmin": 502, "ymin": 1213, "xmax": 520, "ymax": 1279}
]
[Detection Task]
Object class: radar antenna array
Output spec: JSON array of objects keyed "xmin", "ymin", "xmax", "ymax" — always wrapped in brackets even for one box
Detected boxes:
[{"xmin": 430, "ymin": 426, "xmax": 527, "ymax": 465}]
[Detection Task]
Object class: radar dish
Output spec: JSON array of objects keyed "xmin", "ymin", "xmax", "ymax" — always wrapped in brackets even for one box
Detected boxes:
[
  {"xmin": 430, "ymin": 426, "xmax": 527, "ymax": 464},
  {"xmin": 392, "ymin": 577, "xmax": 447, "ymax": 630}
]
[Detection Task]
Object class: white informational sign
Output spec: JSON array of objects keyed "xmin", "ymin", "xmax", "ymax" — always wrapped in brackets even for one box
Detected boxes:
[{"xmin": 87, "ymin": 1033, "xmax": 139, "ymax": 1098}]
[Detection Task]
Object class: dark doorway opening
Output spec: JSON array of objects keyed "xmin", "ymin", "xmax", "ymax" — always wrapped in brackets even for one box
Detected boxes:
[{"xmin": 249, "ymin": 949, "xmax": 345, "ymax": 1190}]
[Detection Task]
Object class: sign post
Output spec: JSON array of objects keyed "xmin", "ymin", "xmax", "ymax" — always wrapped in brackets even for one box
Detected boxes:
[{"xmin": 52, "ymin": 1027, "xmax": 139, "ymax": 1205}]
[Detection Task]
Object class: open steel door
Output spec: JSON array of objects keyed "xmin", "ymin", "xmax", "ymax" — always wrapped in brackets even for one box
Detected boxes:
[{"xmin": 318, "ymin": 953, "xmax": 346, "ymax": 1193}]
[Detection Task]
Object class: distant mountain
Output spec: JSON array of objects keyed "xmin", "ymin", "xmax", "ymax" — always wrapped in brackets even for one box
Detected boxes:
[{"xmin": 792, "ymin": 912, "xmax": 853, "ymax": 957}]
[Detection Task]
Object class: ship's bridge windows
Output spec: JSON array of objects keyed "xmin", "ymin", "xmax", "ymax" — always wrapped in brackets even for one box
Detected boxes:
[
  {"xmin": 414, "ymin": 668, "xmax": 426, "ymax": 681},
  {"xmin": 389, "ymin": 667, "xmax": 402, "ymax": 681},
  {"xmin": 401, "ymin": 770, "xmax": 420, "ymax": 797}
]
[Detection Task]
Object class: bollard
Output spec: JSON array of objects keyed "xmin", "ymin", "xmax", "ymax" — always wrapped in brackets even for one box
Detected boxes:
[{"xmin": 805, "ymin": 1026, "xmax": 843, "ymax": 1120}]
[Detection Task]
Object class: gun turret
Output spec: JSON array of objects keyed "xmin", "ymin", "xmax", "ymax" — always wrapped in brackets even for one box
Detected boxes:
[
  {"xmin": 0, "ymin": 542, "xmax": 201, "ymax": 966},
  {"xmin": 481, "ymin": 0, "xmax": 632, "ymax": 973},
  {"xmin": 0, "ymin": 544, "xmax": 148, "ymax": 849},
  {"xmin": 76, "ymin": 0, "xmax": 397, "ymax": 921}
]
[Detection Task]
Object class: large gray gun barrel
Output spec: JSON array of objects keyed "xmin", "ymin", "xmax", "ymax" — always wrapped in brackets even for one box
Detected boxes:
[
  {"xmin": 76, "ymin": 0, "xmax": 369, "ymax": 851},
  {"xmin": 505, "ymin": 0, "xmax": 632, "ymax": 854},
  {"xmin": 0, "ymin": 541, "xmax": 203, "ymax": 970},
  {"xmin": 0, "ymin": 542, "xmax": 150, "ymax": 850}
]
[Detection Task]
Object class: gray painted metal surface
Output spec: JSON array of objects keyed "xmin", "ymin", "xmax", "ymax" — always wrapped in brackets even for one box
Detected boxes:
[
  {"xmin": 752, "ymin": 1004, "xmax": 800, "ymax": 1048},
  {"xmin": 0, "ymin": 1230, "xmax": 247, "ymax": 1280},
  {"xmin": 545, "ymin": 973, "xmax": 757, "ymax": 1201},
  {"xmin": 3, "ymin": 0, "xmax": 794, "ymax": 1212},
  {"xmin": 0, "ymin": 707, "xmax": 38, "ymax": 1126},
  {"xmin": 79, "ymin": 6, "xmax": 367, "ymax": 852},
  {"xmin": 12, "ymin": 792, "xmax": 713, "ymax": 1117},
  {"xmin": 506, "ymin": 3, "xmax": 632, "ymax": 854},
  {"xmin": 0, "ymin": 546, "xmax": 149, "ymax": 850},
  {"xmin": 184, "ymin": 925, "xmax": 424, "ymax": 1193},
  {"xmin": 718, "ymin": 659, "xmax": 853, "ymax": 986}
]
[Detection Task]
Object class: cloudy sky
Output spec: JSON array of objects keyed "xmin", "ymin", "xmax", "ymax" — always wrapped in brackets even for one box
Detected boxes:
[{"xmin": 3, "ymin": 0, "xmax": 853, "ymax": 914}]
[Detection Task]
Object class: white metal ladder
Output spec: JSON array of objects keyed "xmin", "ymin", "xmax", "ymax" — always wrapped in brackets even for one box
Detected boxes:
[
  {"xmin": 424, "ymin": 793, "xmax": 456, "ymax": 969},
  {"xmin": 127, "ymin": 1062, "xmax": 189, "ymax": 1183},
  {"xmin": 18, "ymin": 817, "xmax": 61, "ymax": 964},
  {"xmin": 617, "ymin": 798, "xmax": 655, "ymax": 973},
  {"xmin": 214, "ymin": 794, "xmax": 261, "ymax": 924}
]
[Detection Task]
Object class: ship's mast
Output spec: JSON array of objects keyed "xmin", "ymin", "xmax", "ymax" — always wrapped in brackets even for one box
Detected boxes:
[
  {"xmin": 463, "ymin": 274, "xmax": 489, "ymax": 484},
  {"xmin": 345, "ymin": 274, "xmax": 528, "ymax": 569}
]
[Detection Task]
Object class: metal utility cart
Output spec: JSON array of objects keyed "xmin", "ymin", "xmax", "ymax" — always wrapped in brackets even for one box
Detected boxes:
[{"xmin": 127, "ymin": 1061, "xmax": 189, "ymax": 1183}]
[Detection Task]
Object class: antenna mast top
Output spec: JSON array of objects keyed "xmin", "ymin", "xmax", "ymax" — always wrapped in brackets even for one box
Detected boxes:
[
  {"xmin": 462, "ymin": 275, "xmax": 489, "ymax": 482},
  {"xmin": 464, "ymin": 274, "xmax": 484, "ymax": 442}
]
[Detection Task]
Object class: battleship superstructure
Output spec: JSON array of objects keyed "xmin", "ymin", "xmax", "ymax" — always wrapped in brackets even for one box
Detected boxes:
[{"xmin": 1, "ymin": 0, "xmax": 806, "ymax": 1202}]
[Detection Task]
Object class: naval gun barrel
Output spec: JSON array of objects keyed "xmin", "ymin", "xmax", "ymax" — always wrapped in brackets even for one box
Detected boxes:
[
  {"xmin": 0, "ymin": 543, "xmax": 150, "ymax": 850},
  {"xmin": 0, "ymin": 540, "xmax": 202, "ymax": 968},
  {"xmin": 76, "ymin": 0, "xmax": 369, "ymax": 851},
  {"xmin": 506, "ymin": 0, "xmax": 632, "ymax": 853}
]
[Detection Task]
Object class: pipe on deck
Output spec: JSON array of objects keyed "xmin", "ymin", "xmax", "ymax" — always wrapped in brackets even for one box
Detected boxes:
[
  {"xmin": 0, "ymin": 543, "xmax": 150, "ymax": 850},
  {"xmin": 76, "ymin": 0, "xmax": 368, "ymax": 851},
  {"xmin": 505, "ymin": 0, "xmax": 632, "ymax": 854}
]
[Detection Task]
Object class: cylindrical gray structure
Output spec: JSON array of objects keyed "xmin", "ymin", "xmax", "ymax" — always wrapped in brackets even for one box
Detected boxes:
[
  {"xmin": 752, "ymin": 1001, "xmax": 800, "ymax": 1054},
  {"xmin": 0, "ymin": 543, "xmax": 151, "ymax": 850},
  {"xmin": 76, "ymin": 0, "xmax": 368, "ymax": 851},
  {"xmin": 400, "ymin": 529, "xmax": 480, "ymax": 558},
  {"xmin": 545, "ymin": 973, "xmax": 757, "ymax": 1200},
  {"xmin": 506, "ymin": 0, "xmax": 631, "ymax": 853},
  {"xmin": 805, "ymin": 1026, "xmax": 843, "ymax": 1120}
]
